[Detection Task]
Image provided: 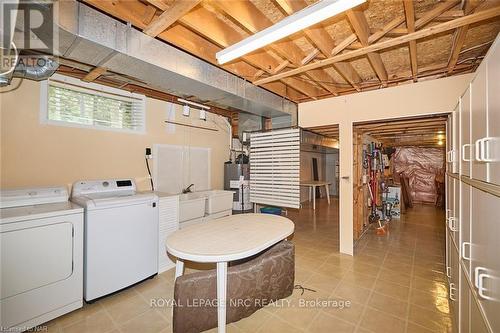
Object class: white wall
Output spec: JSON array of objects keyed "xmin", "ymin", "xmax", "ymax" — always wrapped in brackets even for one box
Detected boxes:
[{"xmin": 299, "ymin": 74, "xmax": 473, "ymax": 255}]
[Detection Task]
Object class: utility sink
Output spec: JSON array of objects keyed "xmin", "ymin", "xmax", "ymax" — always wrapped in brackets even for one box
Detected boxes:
[
  {"xmin": 178, "ymin": 192, "xmax": 206, "ymax": 223},
  {"xmin": 197, "ymin": 190, "xmax": 234, "ymax": 214}
]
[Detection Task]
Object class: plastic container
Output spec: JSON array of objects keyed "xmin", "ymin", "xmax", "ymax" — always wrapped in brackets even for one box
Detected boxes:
[{"xmin": 260, "ymin": 207, "xmax": 282, "ymax": 215}]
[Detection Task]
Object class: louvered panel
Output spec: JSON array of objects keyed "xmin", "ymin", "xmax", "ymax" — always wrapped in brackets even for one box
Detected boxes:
[
  {"xmin": 250, "ymin": 128, "xmax": 300, "ymax": 209},
  {"xmin": 158, "ymin": 196, "xmax": 179, "ymax": 273}
]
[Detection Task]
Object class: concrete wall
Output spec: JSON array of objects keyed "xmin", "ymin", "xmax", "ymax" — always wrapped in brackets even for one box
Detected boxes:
[
  {"xmin": 299, "ymin": 74, "xmax": 473, "ymax": 255},
  {"xmin": 0, "ymin": 79, "xmax": 230, "ymax": 191}
]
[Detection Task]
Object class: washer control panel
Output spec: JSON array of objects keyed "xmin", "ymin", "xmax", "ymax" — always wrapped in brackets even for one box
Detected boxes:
[{"xmin": 71, "ymin": 179, "xmax": 136, "ymax": 197}]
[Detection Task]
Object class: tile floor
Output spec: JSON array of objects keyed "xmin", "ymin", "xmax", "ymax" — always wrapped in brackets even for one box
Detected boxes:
[{"xmin": 44, "ymin": 198, "xmax": 452, "ymax": 333}]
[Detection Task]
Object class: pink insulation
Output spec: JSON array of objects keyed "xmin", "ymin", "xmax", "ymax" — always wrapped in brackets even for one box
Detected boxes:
[{"xmin": 393, "ymin": 147, "xmax": 445, "ymax": 203}]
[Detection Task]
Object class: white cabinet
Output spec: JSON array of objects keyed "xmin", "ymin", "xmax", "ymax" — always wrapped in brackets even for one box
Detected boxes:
[
  {"xmin": 486, "ymin": 38, "xmax": 500, "ymax": 186},
  {"xmin": 447, "ymin": 111, "xmax": 459, "ymax": 173},
  {"xmin": 158, "ymin": 195, "xmax": 179, "ymax": 273},
  {"xmin": 471, "ymin": 187, "xmax": 500, "ymax": 332},
  {"xmin": 460, "ymin": 86, "xmax": 472, "ymax": 177},
  {"xmin": 446, "ymin": 176, "xmax": 460, "ymax": 247},
  {"xmin": 460, "ymin": 267, "xmax": 471, "ymax": 333},
  {"xmin": 471, "ymin": 64, "xmax": 488, "ymax": 182},
  {"xmin": 460, "ymin": 182, "xmax": 471, "ymax": 277}
]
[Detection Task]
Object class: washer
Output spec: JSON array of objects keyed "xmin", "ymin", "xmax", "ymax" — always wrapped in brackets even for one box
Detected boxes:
[
  {"xmin": 0, "ymin": 187, "xmax": 83, "ymax": 332},
  {"xmin": 71, "ymin": 179, "xmax": 158, "ymax": 302}
]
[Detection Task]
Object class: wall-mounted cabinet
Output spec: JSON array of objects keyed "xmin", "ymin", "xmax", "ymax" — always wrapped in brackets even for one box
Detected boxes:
[{"xmin": 446, "ymin": 34, "xmax": 499, "ymax": 333}]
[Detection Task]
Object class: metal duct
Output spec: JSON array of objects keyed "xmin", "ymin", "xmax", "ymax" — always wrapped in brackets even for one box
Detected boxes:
[
  {"xmin": 301, "ymin": 129, "xmax": 338, "ymax": 149},
  {"xmin": 13, "ymin": 56, "xmax": 59, "ymax": 81},
  {"xmin": 0, "ymin": 56, "xmax": 59, "ymax": 87},
  {"xmin": 25, "ymin": 0, "xmax": 297, "ymax": 119}
]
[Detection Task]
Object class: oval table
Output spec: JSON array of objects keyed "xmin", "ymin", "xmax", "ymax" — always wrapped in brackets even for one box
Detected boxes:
[{"xmin": 166, "ymin": 213, "xmax": 295, "ymax": 333}]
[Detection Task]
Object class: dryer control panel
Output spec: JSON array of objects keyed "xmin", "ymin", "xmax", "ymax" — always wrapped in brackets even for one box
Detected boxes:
[{"xmin": 71, "ymin": 179, "xmax": 136, "ymax": 197}]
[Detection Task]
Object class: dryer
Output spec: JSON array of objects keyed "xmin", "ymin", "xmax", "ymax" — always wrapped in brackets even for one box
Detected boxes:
[
  {"xmin": 0, "ymin": 187, "xmax": 83, "ymax": 332},
  {"xmin": 71, "ymin": 179, "xmax": 159, "ymax": 302}
]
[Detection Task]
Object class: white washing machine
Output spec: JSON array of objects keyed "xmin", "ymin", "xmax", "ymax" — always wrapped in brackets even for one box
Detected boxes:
[
  {"xmin": 71, "ymin": 179, "xmax": 158, "ymax": 302},
  {"xmin": 0, "ymin": 187, "xmax": 83, "ymax": 332}
]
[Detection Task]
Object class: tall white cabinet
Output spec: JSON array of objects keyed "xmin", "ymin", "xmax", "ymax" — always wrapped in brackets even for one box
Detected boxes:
[{"xmin": 446, "ymin": 34, "xmax": 500, "ymax": 333}]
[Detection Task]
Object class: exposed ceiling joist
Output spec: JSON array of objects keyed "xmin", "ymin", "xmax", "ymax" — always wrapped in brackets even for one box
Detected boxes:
[
  {"xmin": 403, "ymin": 1, "xmax": 418, "ymax": 82},
  {"xmin": 346, "ymin": 9, "xmax": 388, "ymax": 85},
  {"xmin": 253, "ymin": 6, "xmax": 500, "ymax": 85},
  {"xmin": 82, "ymin": 66, "xmax": 107, "ymax": 82},
  {"xmin": 144, "ymin": 0, "xmax": 201, "ymax": 37}
]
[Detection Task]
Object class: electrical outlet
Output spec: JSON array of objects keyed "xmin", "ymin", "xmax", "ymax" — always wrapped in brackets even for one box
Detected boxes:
[{"xmin": 145, "ymin": 147, "xmax": 152, "ymax": 159}]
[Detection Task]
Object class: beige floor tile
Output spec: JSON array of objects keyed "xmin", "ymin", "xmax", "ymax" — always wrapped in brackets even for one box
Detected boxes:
[
  {"xmin": 367, "ymin": 292, "xmax": 409, "ymax": 319},
  {"xmin": 406, "ymin": 322, "xmax": 435, "ymax": 333},
  {"xmin": 233, "ymin": 308, "xmax": 272, "ymax": 332},
  {"xmin": 409, "ymin": 288, "xmax": 450, "ymax": 314},
  {"xmin": 372, "ymin": 279, "xmax": 410, "ymax": 301},
  {"xmin": 342, "ymin": 271, "xmax": 376, "ymax": 290},
  {"xmin": 61, "ymin": 309, "xmax": 116, "ymax": 333},
  {"xmin": 106, "ymin": 294, "xmax": 152, "ymax": 323},
  {"xmin": 306, "ymin": 312, "xmax": 355, "ymax": 333},
  {"xmin": 378, "ymin": 268, "xmax": 412, "ymax": 287},
  {"xmin": 120, "ymin": 309, "xmax": 171, "ymax": 333},
  {"xmin": 408, "ymin": 304, "xmax": 452, "ymax": 332},
  {"xmin": 359, "ymin": 307, "xmax": 406, "ymax": 333},
  {"xmin": 332, "ymin": 281, "xmax": 372, "ymax": 304},
  {"xmin": 322, "ymin": 299, "xmax": 365, "ymax": 325},
  {"xmin": 55, "ymin": 302, "xmax": 103, "ymax": 328},
  {"xmin": 256, "ymin": 315, "xmax": 303, "ymax": 333},
  {"xmin": 304, "ymin": 271, "xmax": 342, "ymax": 294}
]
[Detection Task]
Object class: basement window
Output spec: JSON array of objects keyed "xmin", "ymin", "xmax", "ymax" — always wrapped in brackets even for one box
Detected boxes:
[{"xmin": 40, "ymin": 74, "xmax": 146, "ymax": 133}]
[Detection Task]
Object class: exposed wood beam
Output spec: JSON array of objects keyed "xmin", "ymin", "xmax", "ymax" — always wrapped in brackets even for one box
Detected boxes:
[
  {"xmin": 346, "ymin": 9, "xmax": 388, "ymax": 85},
  {"xmin": 144, "ymin": 0, "xmax": 168, "ymax": 11},
  {"xmin": 415, "ymin": 0, "xmax": 461, "ymax": 29},
  {"xmin": 142, "ymin": 5, "xmax": 157, "ymax": 25},
  {"xmin": 447, "ymin": 1, "xmax": 479, "ymax": 73},
  {"xmin": 415, "ymin": 9, "xmax": 464, "ymax": 21},
  {"xmin": 253, "ymin": 6, "xmax": 500, "ymax": 85},
  {"xmin": 82, "ymin": 66, "xmax": 107, "ymax": 82},
  {"xmin": 368, "ymin": 16, "xmax": 406, "ymax": 44},
  {"xmin": 272, "ymin": 0, "xmax": 361, "ymax": 92},
  {"xmin": 213, "ymin": 0, "xmax": 336, "ymax": 96},
  {"xmin": 404, "ymin": 0, "xmax": 418, "ymax": 82},
  {"xmin": 179, "ymin": 5, "xmax": 325, "ymax": 98},
  {"xmin": 144, "ymin": 0, "xmax": 201, "ymax": 37},
  {"xmin": 83, "ymin": 0, "xmax": 306, "ymax": 101}
]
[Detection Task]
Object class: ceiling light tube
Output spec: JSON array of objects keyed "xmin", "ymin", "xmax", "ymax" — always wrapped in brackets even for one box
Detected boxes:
[
  {"xmin": 216, "ymin": 0, "xmax": 366, "ymax": 64},
  {"xmin": 178, "ymin": 98, "xmax": 211, "ymax": 110}
]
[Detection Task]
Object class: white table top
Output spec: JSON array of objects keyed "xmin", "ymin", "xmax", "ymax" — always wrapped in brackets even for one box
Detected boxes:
[
  {"xmin": 166, "ymin": 213, "xmax": 295, "ymax": 262},
  {"xmin": 300, "ymin": 181, "xmax": 332, "ymax": 186}
]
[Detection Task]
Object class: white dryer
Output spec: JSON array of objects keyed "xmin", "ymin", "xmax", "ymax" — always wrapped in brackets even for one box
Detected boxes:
[
  {"xmin": 0, "ymin": 187, "xmax": 83, "ymax": 332},
  {"xmin": 71, "ymin": 179, "xmax": 158, "ymax": 302}
]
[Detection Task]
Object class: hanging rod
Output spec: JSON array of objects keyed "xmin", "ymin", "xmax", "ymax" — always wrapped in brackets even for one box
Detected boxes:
[{"xmin": 164, "ymin": 120, "xmax": 218, "ymax": 131}]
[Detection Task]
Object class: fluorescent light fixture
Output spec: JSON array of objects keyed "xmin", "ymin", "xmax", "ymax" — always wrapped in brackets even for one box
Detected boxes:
[
  {"xmin": 178, "ymin": 98, "xmax": 210, "ymax": 110},
  {"xmin": 216, "ymin": 0, "xmax": 366, "ymax": 64},
  {"xmin": 182, "ymin": 104, "xmax": 190, "ymax": 117},
  {"xmin": 199, "ymin": 109, "xmax": 207, "ymax": 121}
]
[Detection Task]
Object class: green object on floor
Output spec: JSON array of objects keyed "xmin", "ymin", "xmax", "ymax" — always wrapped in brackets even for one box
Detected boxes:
[{"xmin": 260, "ymin": 206, "xmax": 282, "ymax": 215}]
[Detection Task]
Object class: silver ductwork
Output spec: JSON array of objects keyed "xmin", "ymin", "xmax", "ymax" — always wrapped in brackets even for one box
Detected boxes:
[
  {"xmin": 14, "ymin": 56, "xmax": 59, "ymax": 81},
  {"xmin": 301, "ymin": 129, "xmax": 338, "ymax": 149},
  {"xmin": 0, "ymin": 56, "xmax": 59, "ymax": 87},
  {"xmin": 22, "ymin": 0, "xmax": 297, "ymax": 119}
]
